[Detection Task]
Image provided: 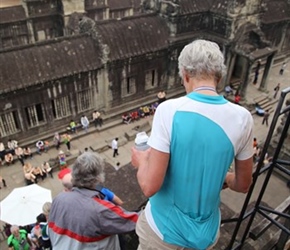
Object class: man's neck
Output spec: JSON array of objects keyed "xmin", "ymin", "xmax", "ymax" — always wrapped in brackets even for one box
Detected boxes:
[{"xmin": 187, "ymin": 78, "xmax": 218, "ymax": 95}]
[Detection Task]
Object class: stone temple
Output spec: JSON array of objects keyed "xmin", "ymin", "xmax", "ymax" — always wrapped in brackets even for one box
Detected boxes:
[{"xmin": 0, "ymin": 0, "xmax": 289, "ymax": 143}]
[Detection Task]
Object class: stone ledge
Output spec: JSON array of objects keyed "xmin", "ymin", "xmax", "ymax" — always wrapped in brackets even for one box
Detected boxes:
[
  {"xmin": 125, "ymin": 121, "xmax": 151, "ymax": 141},
  {"xmin": 90, "ymin": 141, "xmax": 110, "ymax": 153}
]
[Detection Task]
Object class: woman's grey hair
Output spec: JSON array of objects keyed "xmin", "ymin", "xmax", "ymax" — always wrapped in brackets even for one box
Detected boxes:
[
  {"xmin": 42, "ymin": 202, "xmax": 52, "ymax": 216},
  {"xmin": 72, "ymin": 152, "xmax": 105, "ymax": 188},
  {"xmin": 178, "ymin": 39, "xmax": 227, "ymax": 83}
]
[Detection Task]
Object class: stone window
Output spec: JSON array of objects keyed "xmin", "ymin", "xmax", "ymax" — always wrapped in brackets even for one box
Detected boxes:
[
  {"xmin": 145, "ymin": 69, "xmax": 158, "ymax": 90},
  {"xmin": 51, "ymin": 96, "xmax": 71, "ymax": 119},
  {"xmin": 110, "ymin": 10, "xmax": 126, "ymax": 19},
  {"xmin": 25, "ymin": 103, "xmax": 45, "ymax": 127},
  {"xmin": 121, "ymin": 76, "xmax": 136, "ymax": 97},
  {"xmin": 0, "ymin": 111, "xmax": 20, "ymax": 137},
  {"xmin": 77, "ymin": 89, "xmax": 93, "ymax": 112}
]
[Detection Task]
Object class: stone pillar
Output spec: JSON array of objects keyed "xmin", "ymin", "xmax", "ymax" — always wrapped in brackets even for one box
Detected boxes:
[
  {"xmin": 259, "ymin": 53, "xmax": 275, "ymax": 91},
  {"xmin": 21, "ymin": 1, "xmax": 35, "ymax": 43},
  {"xmin": 240, "ymin": 57, "xmax": 253, "ymax": 98},
  {"xmin": 225, "ymin": 52, "xmax": 237, "ymax": 86}
]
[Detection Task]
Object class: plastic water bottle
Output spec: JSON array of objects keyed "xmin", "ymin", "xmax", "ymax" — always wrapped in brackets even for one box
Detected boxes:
[{"xmin": 135, "ymin": 132, "xmax": 150, "ymax": 151}]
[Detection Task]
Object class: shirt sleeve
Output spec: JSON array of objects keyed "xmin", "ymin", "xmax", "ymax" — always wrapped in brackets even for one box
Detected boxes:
[
  {"xmin": 236, "ymin": 112, "xmax": 254, "ymax": 160},
  {"xmin": 101, "ymin": 187, "xmax": 114, "ymax": 201},
  {"xmin": 7, "ymin": 235, "xmax": 13, "ymax": 247},
  {"xmin": 96, "ymin": 199, "xmax": 138, "ymax": 234},
  {"xmin": 148, "ymin": 101, "xmax": 173, "ymax": 153}
]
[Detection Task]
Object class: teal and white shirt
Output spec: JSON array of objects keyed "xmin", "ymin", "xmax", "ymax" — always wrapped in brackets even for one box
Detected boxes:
[{"xmin": 146, "ymin": 92, "xmax": 253, "ymax": 249}]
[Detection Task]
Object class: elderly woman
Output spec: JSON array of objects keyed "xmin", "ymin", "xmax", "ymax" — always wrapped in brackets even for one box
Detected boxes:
[
  {"xmin": 48, "ymin": 152, "xmax": 138, "ymax": 249},
  {"xmin": 131, "ymin": 39, "xmax": 253, "ymax": 250}
]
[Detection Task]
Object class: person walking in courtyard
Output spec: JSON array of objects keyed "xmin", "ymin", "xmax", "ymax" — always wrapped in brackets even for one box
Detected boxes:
[
  {"xmin": 262, "ymin": 110, "xmax": 270, "ymax": 126},
  {"xmin": 81, "ymin": 115, "xmax": 90, "ymax": 133},
  {"xmin": 131, "ymin": 39, "xmax": 253, "ymax": 250},
  {"xmin": 112, "ymin": 137, "xmax": 119, "ymax": 157},
  {"xmin": 0, "ymin": 175, "xmax": 7, "ymax": 189},
  {"xmin": 279, "ymin": 62, "xmax": 286, "ymax": 75},
  {"xmin": 273, "ymin": 83, "xmax": 280, "ymax": 99},
  {"xmin": 62, "ymin": 133, "xmax": 72, "ymax": 151}
]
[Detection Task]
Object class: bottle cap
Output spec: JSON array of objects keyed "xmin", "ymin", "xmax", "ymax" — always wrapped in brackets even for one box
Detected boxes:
[{"xmin": 135, "ymin": 132, "xmax": 149, "ymax": 145}]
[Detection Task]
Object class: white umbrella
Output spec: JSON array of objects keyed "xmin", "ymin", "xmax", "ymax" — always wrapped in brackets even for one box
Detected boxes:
[{"xmin": 0, "ymin": 184, "xmax": 52, "ymax": 226}]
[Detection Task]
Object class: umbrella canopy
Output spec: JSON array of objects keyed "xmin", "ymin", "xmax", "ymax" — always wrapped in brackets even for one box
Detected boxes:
[{"xmin": 0, "ymin": 184, "xmax": 52, "ymax": 226}]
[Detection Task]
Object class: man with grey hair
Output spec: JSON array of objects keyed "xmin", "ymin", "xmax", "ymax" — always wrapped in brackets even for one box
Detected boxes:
[
  {"xmin": 131, "ymin": 39, "xmax": 253, "ymax": 249},
  {"xmin": 48, "ymin": 152, "xmax": 138, "ymax": 249},
  {"xmin": 7, "ymin": 225, "xmax": 31, "ymax": 250}
]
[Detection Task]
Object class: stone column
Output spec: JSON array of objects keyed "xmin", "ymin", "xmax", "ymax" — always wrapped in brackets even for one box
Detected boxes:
[
  {"xmin": 225, "ymin": 52, "xmax": 237, "ymax": 86},
  {"xmin": 240, "ymin": 57, "xmax": 253, "ymax": 98},
  {"xmin": 21, "ymin": 1, "xmax": 35, "ymax": 43},
  {"xmin": 259, "ymin": 53, "xmax": 275, "ymax": 91}
]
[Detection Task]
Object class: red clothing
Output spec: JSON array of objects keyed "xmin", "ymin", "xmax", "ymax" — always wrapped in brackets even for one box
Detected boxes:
[{"xmin": 234, "ymin": 95, "xmax": 241, "ymax": 104}]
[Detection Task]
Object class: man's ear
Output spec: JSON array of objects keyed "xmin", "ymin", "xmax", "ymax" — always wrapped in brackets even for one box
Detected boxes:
[{"xmin": 183, "ymin": 70, "xmax": 190, "ymax": 84}]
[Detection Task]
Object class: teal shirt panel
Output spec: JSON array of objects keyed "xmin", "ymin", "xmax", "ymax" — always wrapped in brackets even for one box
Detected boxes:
[{"xmin": 150, "ymin": 110, "xmax": 234, "ymax": 249}]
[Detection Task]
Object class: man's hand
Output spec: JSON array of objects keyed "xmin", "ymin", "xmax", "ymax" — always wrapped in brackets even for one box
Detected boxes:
[{"xmin": 131, "ymin": 147, "xmax": 151, "ymax": 169}]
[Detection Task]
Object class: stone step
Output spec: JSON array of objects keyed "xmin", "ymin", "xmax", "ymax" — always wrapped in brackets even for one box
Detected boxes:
[
  {"xmin": 253, "ymin": 95, "xmax": 268, "ymax": 104},
  {"xmin": 229, "ymin": 78, "xmax": 241, "ymax": 90},
  {"xmin": 251, "ymin": 95, "xmax": 277, "ymax": 115},
  {"xmin": 257, "ymin": 98, "xmax": 270, "ymax": 106}
]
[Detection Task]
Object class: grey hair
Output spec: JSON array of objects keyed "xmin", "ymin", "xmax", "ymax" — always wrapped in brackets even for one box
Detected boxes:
[
  {"xmin": 178, "ymin": 39, "xmax": 227, "ymax": 83},
  {"xmin": 42, "ymin": 202, "xmax": 52, "ymax": 216},
  {"xmin": 10, "ymin": 225, "xmax": 19, "ymax": 234},
  {"xmin": 72, "ymin": 152, "xmax": 105, "ymax": 188}
]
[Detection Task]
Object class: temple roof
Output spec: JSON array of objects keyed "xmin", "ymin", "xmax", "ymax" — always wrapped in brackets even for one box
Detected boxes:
[
  {"xmin": 0, "ymin": 5, "xmax": 26, "ymax": 24},
  {"xmin": 96, "ymin": 14, "xmax": 170, "ymax": 61},
  {"xmin": 179, "ymin": 0, "xmax": 211, "ymax": 14},
  {"xmin": 0, "ymin": 35, "xmax": 102, "ymax": 93}
]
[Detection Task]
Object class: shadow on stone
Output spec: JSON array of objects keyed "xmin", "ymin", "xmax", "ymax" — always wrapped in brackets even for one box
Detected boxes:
[{"xmin": 103, "ymin": 162, "xmax": 147, "ymax": 250}]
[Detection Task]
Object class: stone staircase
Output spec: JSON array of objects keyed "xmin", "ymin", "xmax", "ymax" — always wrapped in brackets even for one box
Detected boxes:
[
  {"xmin": 230, "ymin": 77, "xmax": 241, "ymax": 90},
  {"xmin": 251, "ymin": 94, "xmax": 278, "ymax": 115}
]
